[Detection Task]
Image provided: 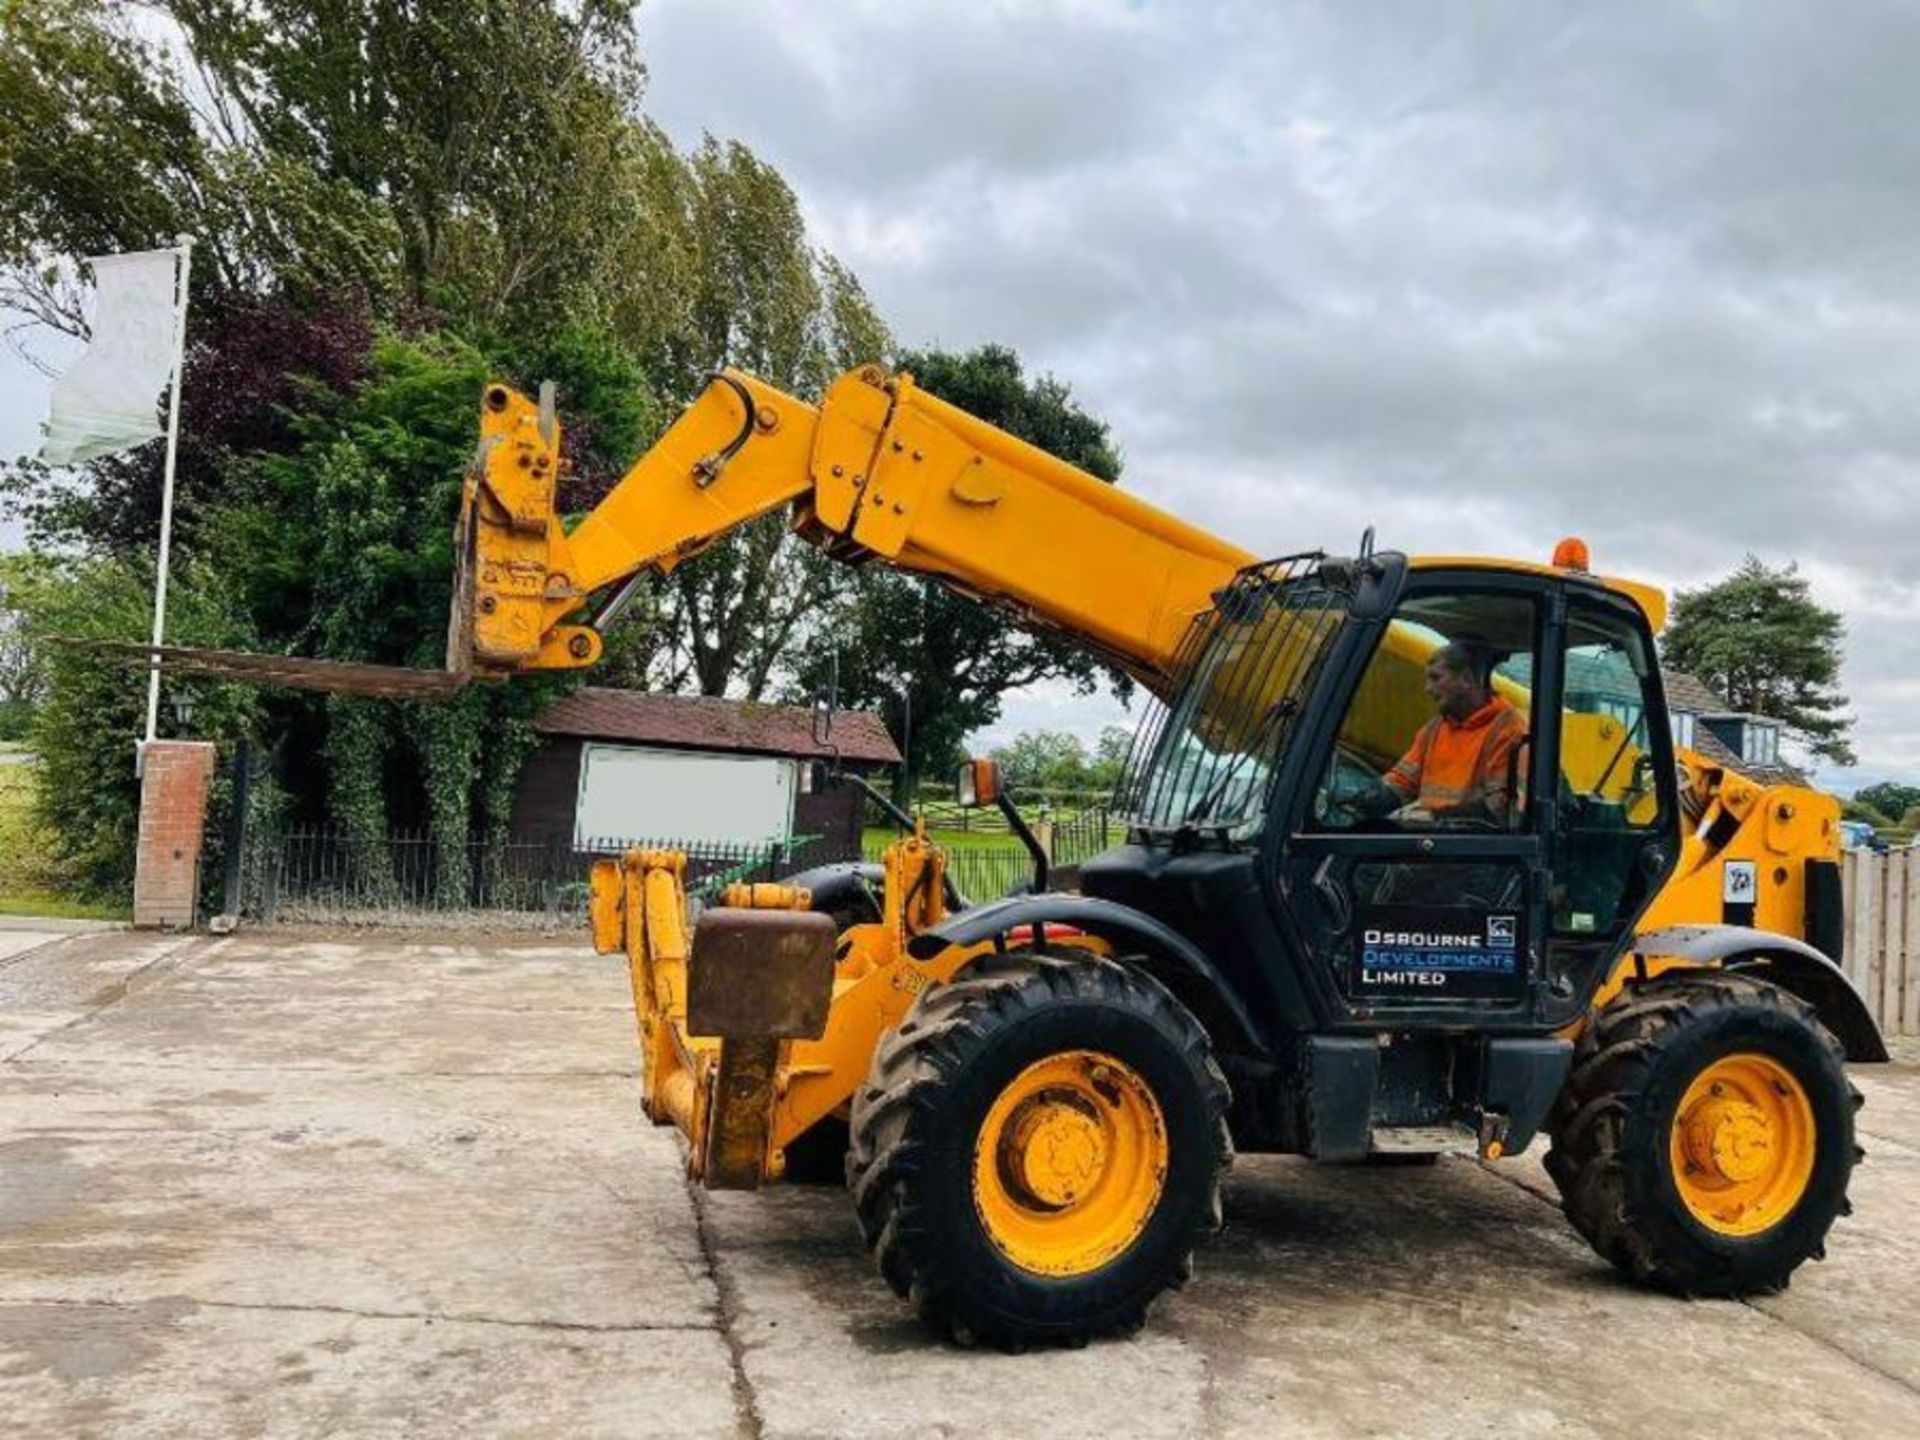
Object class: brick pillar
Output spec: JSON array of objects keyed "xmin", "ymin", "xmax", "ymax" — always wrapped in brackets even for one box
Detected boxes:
[{"xmin": 134, "ymin": 740, "xmax": 218, "ymax": 929}]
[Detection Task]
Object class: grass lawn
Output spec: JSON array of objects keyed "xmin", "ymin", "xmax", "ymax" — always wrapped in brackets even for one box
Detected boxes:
[
  {"xmin": 0, "ymin": 761, "xmax": 130, "ymax": 922},
  {"xmin": 862, "ymin": 825, "xmax": 1032, "ymax": 854},
  {"xmin": 0, "ymin": 890, "xmax": 131, "ymax": 922}
]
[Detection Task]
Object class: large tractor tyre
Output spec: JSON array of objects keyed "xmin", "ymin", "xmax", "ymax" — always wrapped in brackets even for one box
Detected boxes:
[
  {"xmin": 846, "ymin": 951, "xmax": 1231, "ymax": 1349},
  {"xmin": 1545, "ymin": 972, "xmax": 1861, "ymax": 1297}
]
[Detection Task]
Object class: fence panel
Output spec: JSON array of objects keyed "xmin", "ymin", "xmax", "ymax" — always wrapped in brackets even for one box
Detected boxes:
[
  {"xmin": 1897, "ymin": 849, "xmax": 1918, "ymax": 1038},
  {"xmin": 243, "ymin": 828, "xmax": 859, "ymax": 929},
  {"xmin": 1051, "ymin": 808, "xmax": 1117, "ymax": 868},
  {"xmin": 1840, "ymin": 848, "xmax": 1916, "ymax": 1039},
  {"xmin": 1877, "ymin": 851, "xmax": 1898, "ymax": 1032}
]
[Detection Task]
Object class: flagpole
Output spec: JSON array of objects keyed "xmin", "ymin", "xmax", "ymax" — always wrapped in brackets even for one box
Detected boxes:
[{"xmin": 141, "ymin": 234, "xmax": 194, "ymax": 753}]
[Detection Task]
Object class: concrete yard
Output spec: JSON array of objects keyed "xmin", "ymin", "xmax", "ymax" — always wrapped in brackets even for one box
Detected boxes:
[{"xmin": 2, "ymin": 928, "xmax": 1916, "ymax": 1438}]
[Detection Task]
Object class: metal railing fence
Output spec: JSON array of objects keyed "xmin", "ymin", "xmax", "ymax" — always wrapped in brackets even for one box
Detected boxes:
[
  {"xmin": 859, "ymin": 808, "xmax": 1120, "ymax": 904},
  {"xmin": 885, "ymin": 792, "xmax": 1117, "ymax": 835},
  {"xmin": 242, "ymin": 827, "xmax": 858, "ymax": 928},
  {"xmin": 1052, "ymin": 808, "xmax": 1117, "ymax": 868}
]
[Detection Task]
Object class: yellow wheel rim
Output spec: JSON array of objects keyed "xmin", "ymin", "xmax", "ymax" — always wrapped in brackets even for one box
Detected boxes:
[
  {"xmin": 1669, "ymin": 1052, "xmax": 1817, "ymax": 1237},
  {"xmin": 972, "ymin": 1050, "xmax": 1170, "ymax": 1277}
]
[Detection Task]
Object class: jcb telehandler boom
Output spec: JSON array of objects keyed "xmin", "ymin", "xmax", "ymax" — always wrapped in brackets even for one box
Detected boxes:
[
  {"xmin": 455, "ymin": 365, "xmax": 1249, "ymax": 694},
  {"xmin": 456, "ymin": 364, "xmax": 1880, "ymax": 1349}
]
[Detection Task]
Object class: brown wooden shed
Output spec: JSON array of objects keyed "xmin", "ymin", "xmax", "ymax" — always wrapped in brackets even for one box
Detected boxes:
[{"xmin": 507, "ymin": 688, "xmax": 901, "ymax": 853}]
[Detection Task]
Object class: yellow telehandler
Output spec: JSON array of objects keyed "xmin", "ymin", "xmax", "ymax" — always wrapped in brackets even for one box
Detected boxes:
[{"xmin": 153, "ymin": 363, "xmax": 1886, "ymax": 1348}]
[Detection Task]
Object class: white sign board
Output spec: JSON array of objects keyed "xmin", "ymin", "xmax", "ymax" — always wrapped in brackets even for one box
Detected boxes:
[
  {"xmin": 575, "ymin": 744, "xmax": 796, "ymax": 848},
  {"xmin": 1722, "ymin": 860, "xmax": 1757, "ymax": 906}
]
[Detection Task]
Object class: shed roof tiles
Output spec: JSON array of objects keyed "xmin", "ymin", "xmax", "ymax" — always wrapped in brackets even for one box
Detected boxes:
[{"xmin": 535, "ymin": 688, "xmax": 902, "ymax": 765}]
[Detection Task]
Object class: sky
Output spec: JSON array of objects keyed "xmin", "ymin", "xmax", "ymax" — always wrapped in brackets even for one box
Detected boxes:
[
  {"xmin": 5, "ymin": 2, "xmax": 1918, "ymax": 790},
  {"xmin": 628, "ymin": 0, "xmax": 1920, "ymax": 789}
]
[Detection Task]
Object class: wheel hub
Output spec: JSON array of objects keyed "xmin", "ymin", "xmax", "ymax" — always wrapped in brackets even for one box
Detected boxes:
[
  {"xmin": 1684, "ymin": 1097, "xmax": 1774, "ymax": 1184},
  {"xmin": 1001, "ymin": 1094, "xmax": 1109, "ymax": 1208},
  {"xmin": 972, "ymin": 1049, "xmax": 1171, "ymax": 1277},
  {"xmin": 1669, "ymin": 1052, "xmax": 1817, "ymax": 1237}
]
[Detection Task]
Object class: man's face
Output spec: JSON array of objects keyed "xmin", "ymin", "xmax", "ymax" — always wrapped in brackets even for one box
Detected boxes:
[{"xmin": 1424, "ymin": 656, "xmax": 1479, "ymax": 718}]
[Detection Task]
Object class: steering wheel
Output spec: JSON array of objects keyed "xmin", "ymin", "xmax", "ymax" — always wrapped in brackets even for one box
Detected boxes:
[{"xmin": 1316, "ymin": 748, "xmax": 1387, "ymax": 826}]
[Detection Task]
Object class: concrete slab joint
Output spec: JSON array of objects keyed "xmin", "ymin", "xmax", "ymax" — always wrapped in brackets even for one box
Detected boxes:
[{"xmin": 133, "ymin": 739, "xmax": 217, "ymax": 930}]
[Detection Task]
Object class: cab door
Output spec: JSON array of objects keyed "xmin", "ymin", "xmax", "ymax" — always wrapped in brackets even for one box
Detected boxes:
[
  {"xmin": 1536, "ymin": 590, "xmax": 1678, "ymax": 1019},
  {"xmin": 1277, "ymin": 577, "xmax": 1556, "ymax": 1021}
]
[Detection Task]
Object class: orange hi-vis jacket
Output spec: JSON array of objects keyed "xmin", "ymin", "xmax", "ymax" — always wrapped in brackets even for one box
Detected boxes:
[{"xmin": 1385, "ymin": 695, "xmax": 1528, "ymax": 819}]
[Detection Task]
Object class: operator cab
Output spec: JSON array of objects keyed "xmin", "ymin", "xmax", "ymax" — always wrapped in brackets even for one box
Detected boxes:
[
  {"xmin": 1292, "ymin": 564, "xmax": 1674, "ymax": 1018},
  {"xmin": 1091, "ymin": 543, "xmax": 1679, "ymax": 1040}
]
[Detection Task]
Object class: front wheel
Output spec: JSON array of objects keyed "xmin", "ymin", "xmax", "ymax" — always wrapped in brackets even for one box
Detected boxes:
[
  {"xmin": 846, "ymin": 952, "xmax": 1230, "ymax": 1348},
  {"xmin": 1546, "ymin": 972, "xmax": 1860, "ymax": 1295}
]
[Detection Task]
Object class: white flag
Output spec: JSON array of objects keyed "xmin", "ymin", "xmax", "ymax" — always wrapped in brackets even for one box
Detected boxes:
[{"xmin": 41, "ymin": 247, "xmax": 183, "ymax": 466}]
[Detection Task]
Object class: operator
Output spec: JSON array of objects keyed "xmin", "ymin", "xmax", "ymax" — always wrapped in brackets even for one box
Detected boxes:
[{"xmin": 1369, "ymin": 641, "xmax": 1528, "ymax": 825}]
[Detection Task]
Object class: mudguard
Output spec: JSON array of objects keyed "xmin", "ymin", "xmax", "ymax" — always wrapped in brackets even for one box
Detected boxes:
[
  {"xmin": 906, "ymin": 893, "xmax": 1264, "ymax": 1052},
  {"xmin": 1633, "ymin": 924, "xmax": 1889, "ymax": 1062}
]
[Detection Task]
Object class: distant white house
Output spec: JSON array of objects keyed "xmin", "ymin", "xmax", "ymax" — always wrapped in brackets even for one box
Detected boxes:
[{"xmin": 1661, "ymin": 670, "xmax": 1801, "ymax": 783}]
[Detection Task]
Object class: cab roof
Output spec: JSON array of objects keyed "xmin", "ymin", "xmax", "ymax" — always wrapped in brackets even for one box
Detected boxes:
[{"xmin": 1408, "ymin": 555, "xmax": 1668, "ymax": 632}]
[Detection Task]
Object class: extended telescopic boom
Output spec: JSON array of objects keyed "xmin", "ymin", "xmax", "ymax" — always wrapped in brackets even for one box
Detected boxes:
[{"xmin": 455, "ymin": 365, "xmax": 1254, "ymax": 695}]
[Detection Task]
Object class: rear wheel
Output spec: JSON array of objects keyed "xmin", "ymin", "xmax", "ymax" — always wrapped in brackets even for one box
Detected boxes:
[
  {"xmin": 846, "ymin": 951, "xmax": 1230, "ymax": 1348},
  {"xmin": 1545, "ymin": 972, "xmax": 1860, "ymax": 1295}
]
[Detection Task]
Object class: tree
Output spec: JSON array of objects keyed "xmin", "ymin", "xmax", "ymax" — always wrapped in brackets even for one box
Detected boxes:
[
  {"xmin": 5, "ymin": 301, "xmax": 666, "ymax": 896},
  {"xmin": 1663, "ymin": 557, "xmax": 1853, "ymax": 765},
  {"xmin": 1854, "ymin": 782, "xmax": 1920, "ymax": 823},
  {"xmin": 1, "ymin": 1, "xmax": 887, "ymax": 654},
  {"xmin": 1840, "ymin": 798, "xmax": 1891, "ymax": 828},
  {"xmin": 0, "ymin": 0, "xmax": 402, "ymax": 330},
  {"xmin": 646, "ymin": 141, "xmax": 891, "ymax": 699},
  {"xmin": 0, "ymin": 0, "xmax": 649, "ymax": 332},
  {"xmin": 989, "ymin": 727, "xmax": 1134, "ymax": 796},
  {"xmin": 791, "ymin": 345, "xmax": 1128, "ymax": 798},
  {"xmin": 5, "ymin": 297, "xmax": 376, "ymax": 558},
  {"xmin": 4, "ymin": 553, "xmax": 261, "ymax": 895},
  {"xmin": 993, "ymin": 731, "xmax": 1094, "ymax": 793},
  {"xmin": 1092, "ymin": 724, "xmax": 1135, "ymax": 790},
  {"xmin": 1, "ymin": 1, "xmax": 891, "ymax": 895},
  {"xmin": 237, "ymin": 326, "xmax": 646, "ymax": 884},
  {"xmin": 0, "ymin": 555, "xmax": 48, "ymax": 740}
]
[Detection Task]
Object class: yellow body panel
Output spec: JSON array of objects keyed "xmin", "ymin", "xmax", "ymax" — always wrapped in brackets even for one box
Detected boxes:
[
  {"xmin": 591, "ymin": 832, "xmax": 1121, "ymax": 1187},
  {"xmin": 1639, "ymin": 759, "xmax": 1840, "ymax": 938}
]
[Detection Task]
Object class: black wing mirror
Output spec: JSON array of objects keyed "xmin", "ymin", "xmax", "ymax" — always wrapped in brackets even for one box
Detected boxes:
[{"xmin": 811, "ymin": 652, "xmax": 839, "ymax": 748}]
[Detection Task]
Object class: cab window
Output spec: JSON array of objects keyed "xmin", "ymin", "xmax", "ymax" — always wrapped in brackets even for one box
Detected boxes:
[
  {"xmin": 1550, "ymin": 599, "xmax": 1669, "ymax": 935},
  {"xmin": 1313, "ymin": 593, "xmax": 1539, "ymax": 833}
]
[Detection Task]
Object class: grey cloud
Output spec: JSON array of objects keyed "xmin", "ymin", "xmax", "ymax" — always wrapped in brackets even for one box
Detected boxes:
[
  {"xmin": 638, "ymin": 1, "xmax": 1167, "ymax": 189},
  {"xmin": 639, "ymin": 0, "xmax": 1920, "ymax": 781}
]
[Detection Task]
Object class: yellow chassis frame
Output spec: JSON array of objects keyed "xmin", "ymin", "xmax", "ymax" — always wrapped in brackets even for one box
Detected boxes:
[{"xmin": 590, "ymin": 828, "xmax": 1102, "ymax": 1188}]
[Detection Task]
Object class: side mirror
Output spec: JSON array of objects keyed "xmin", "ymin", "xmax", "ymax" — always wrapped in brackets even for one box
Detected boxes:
[
  {"xmin": 811, "ymin": 652, "xmax": 839, "ymax": 748},
  {"xmin": 956, "ymin": 757, "xmax": 1001, "ymax": 809}
]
